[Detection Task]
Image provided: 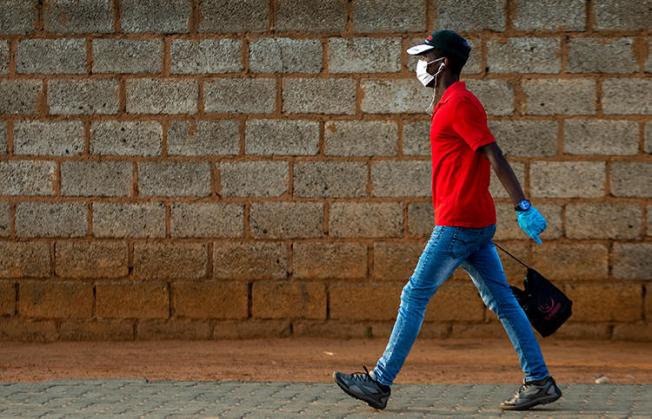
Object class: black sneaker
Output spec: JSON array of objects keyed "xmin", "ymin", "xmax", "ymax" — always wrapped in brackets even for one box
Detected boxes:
[
  {"xmin": 333, "ymin": 365, "xmax": 391, "ymax": 410},
  {"xmin": 499, "ymin": 375, "xmax": 562, "ymax": 410}
]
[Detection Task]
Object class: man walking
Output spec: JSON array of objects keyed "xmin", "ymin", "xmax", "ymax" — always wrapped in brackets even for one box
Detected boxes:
[{"xmin": 333, "ymin": 29, "xmax": 562, "ymax": 411}]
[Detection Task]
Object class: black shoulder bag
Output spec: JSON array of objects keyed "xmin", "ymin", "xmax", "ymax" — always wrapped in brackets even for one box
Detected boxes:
[{"xmin": 493, "ymin": 241, "xmax": 573, "ymax": 337}]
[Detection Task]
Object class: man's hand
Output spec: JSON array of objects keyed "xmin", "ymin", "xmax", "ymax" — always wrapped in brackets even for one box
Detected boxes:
[{"xmin": 517, "ymin": 207, "xmax": 547, "ymax": 244}]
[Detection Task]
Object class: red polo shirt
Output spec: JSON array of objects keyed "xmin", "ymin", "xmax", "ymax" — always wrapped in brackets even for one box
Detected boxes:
[{"xmin": 430, "ymin": 80, "xmax": 496, "ymax": 227}]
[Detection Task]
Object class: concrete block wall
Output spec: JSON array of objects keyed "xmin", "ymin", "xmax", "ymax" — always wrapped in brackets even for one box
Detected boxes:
[{"xmin": 0, "ymin": 0, "xmax": 650, "ymax": 342}]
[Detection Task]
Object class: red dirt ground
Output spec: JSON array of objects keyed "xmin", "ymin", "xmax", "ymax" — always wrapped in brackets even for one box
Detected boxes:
[{"xmin": 1, "ymin": 338, "xmax": 650, "ymax": 384}]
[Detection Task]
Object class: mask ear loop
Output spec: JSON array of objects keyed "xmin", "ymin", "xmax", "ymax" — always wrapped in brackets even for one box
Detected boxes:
[{"xmin": 426, "ymin": 63, "xmax": 446, "ymax": 114}]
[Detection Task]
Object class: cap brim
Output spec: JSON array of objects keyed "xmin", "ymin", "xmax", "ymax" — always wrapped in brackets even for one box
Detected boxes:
[{"xmin": 406, "ymin": 44, "xmax": 435, "ymax": 55}]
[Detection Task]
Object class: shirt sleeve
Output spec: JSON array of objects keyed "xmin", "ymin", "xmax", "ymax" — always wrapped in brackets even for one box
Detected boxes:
[{"xmin": 451, "ymin": 97, "xmax": 496, "ymax": 151}]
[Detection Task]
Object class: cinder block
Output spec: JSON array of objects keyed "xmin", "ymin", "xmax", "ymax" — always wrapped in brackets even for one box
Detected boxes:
[
  {"xmin": 0, "ymin": 160, "xmax": 56, "ymax": 195},
  {"xmin": 602, "ymin": 79, "xmax": 652, "ymax": 115},
  {"xmin": 16, "ymin": 202, "xmax": 87, "ymax": 238},
  {"xmin": 371, "ymin": 160, "xmax": 431, "ymax": 197},
  {"xmin": 93, "ymin": 39, "xmax": 162, "ymax": 73},
  {"xmin": 214, "ymin": 320, "xmax": 291, "ymax": 339},
  {"xmin": 568, "ymin": 38, "xmax": 637, "ymax": 73},
  {"xmin": 544, "ymin": 323, "xmax": 610, "ymax": 340},
  {"xmin": 276, "ymin": 0, "xmax": 346, "ymax": 32},
  {"xmin": 14, "ymin": 121, "xmax": 84, "ymax": 156},
  {"xmin": 171, "ymin": 39, "xmax": 241, "ymax": 74},
  {"xmin": 204, "ymin": 78, "xmax": 276, "ymax": 113},
  {"xmin": 138, "ymin": 161, "xmax": 212, "ymax": 197},
  {"xmin": 55, "ymin": 240, "xmax": 128, "ymax": 278},
  {"xmin": 0, "ymin": 201, "xmax": 9, "ymax": 237},
  {"xmin": 126, "ymin": 79, "xmax": 198, "ymax": 114},
  {"xmin": 0, "ymin": 41, "xmax": 8, "ymax": 74},
  {"xmin": 249, "ymin": 38, "xmax": 321, "ymax": 73},
  {"xmin": 250, "ymin": 202, "xmax": 323, "ymax": 239},
  {"xmin": 361, "ymin": 79, "xmax": 432, "ymax": 114},
  {"xmin": 0, "ymin": 319, "xmax": 59, "ymax": 341},
  {"xmin": 0, "ymin": 0, "xmax": 37, "ymax": 34},
  {"xmin": 44, "ymin": 0, "xmax": 114, "ymax": 33},
  {"xmin": 0, "ymin": 281, "xmax": 15, "ymax": 315},
  {"xmin": 407, "ymin": 202, "xmax": 433, "ymax": 236},
  {"xmin": 59, "ymin": 320, "xmax": 134, "ymax": 341},
  {"xmin": 512, "ymin": 0, "xmax": 585, "ymax": 31},
  {"xmin": 329, "ymin": 283, "xmax": 402, "ymax": 320},
  {"xmin": 92, "ymin": 202, "xmax": 166, "ymax": 238},
  {"xmin": 293, "ymin": 320, "xmax": 370, "ymax": 338},
  {"xmin": 91, "ymin": 121, "xmax": 162, "ymax": 156},
  {"xmin": 173, "ymin": 281, "xmax": 248, "ymax": 319},
  {"xmin": 245, "ymin": 119, "xmax": 319, "ymax": 155},
  {"xmin": 0, "ymin": 241, "xmax": 50, "ymax": 278},
  {"xmin": 593, "ymin": 0, "xmax": 651, "ymax": 30},
  {"xmin": 48, "ymin": 79, "xmax": 119, "ymax": 115},
  {"xmin": 168, "ymin": 120, "xmax": 240, "ymax": 156},
  {"xmin": 646, "ymin": 122, "xmax": 652, "ymax": 154},
  {"xmin": 532, "ymin": 243, "xmax": 609, "ymax": 280},
  {"xmin": 611, "ymin": 162, "xmax": 652, "ymax": 197},
  {"xmin": 219, "ymin": 160, "xmax": 288, "ymax": 197},
  {"xmin": 431, "ymin": 282, "xmax": 485, "ymax": 322},
  {"xmin": 530, "ymin": 161, "xmax": 605, "ymax": 198},
  {"xmin": 489, "ymin": 120, "xmax": 558, "ymax": 157},
  {"xmin": 487, "ymin": 38, "xmax": 561, "ymax": 73},
  {"xmin": 437, "ymin": 0, "xmax": 505, "ymax": 31},
  {"xmin": 564, "ymin": 120, "xmax": 638, "ymax": 155},
  {"xmin": 252, "ymin": 282, "xmax": 326, "ymax": 319},
  {"xmin": 137, "ymin": 319, "xmax": 211, "ymax": 340},
  {"xmin": 0, "ymin": 80, "xmax": 42, "ymax": 115},
  {"xmin": 17, "ymin": 39, "xmax": 86, "ymax": 74},
  {"xmin": 0, "ymin": 121, "xmax": 5, "ymax": 156},
  {"xmin": 329, "ymin": 202, "xmax": 402, "ymax": 238},
  {"xmin": 20, "ymin": 280, "xmax": 93, "ymax": 319},
  {"xmin": 199, "ymin": 0, "xmax": 268, "ymax": 32},
  {"xmin": 133, "ymin": 242, "xmax": 207, "ymax": 279},
  {"xmin": 325, "ymin": 120, "xmax": 398, "ymax": 156},
  {"xmin": 352, "ymin": 0, "xmax": 426, "ymax": 32},
  {"xmin": 293, "ymin": 241, "xmax": 367, "ymax": 279},
  {"xmin": 283, "ymin": 78, "xmax": 356, "ymax": 114},
  {"xmin": 465, "ymin": 79, "xmax": 514, "ymax": 116},
  {"xmin": 171, "ymin": 203, "xmax": 244, "ymax": 238},
  {"xmin": 562, "ymin": 282, "xmax": 641, "ymax": 322},
  {"xmin": 293, "ymin": 161, "xmax": 367, "ymax": 198},
  {"xmin": 120, "ymin": 0, "xmax": 191, "ymax": 33},
  {"xmin": 612, "ymin": 323, "xmax": 652, "ymax": 342},
  {"xmin": 213, "ymin": 241, "xmax": 288, "ymax": 280},
  {"xmin": 373, "ymin": 241, "xmax": 423, "ymax": 281},
  {"xmin": 61, "ymin": 161, "xmax": 132, "ymax": 197},
  {"xmin": 522, "ymin": 79, "xmax": 596, "ymax": 115},
  {"xmin": 612, "ymin": 242, "xmax": 652, "ymax": 280},
  {"xmin": 402, "ymin": 120, "xmax": 430, "ymax": 156},
  {"xmin": 329, "ymin": 38, "xmax": 401, "ymax": 73},
  {"xmin": 566, "ymin": 203, "xmax": 642, "ymax": 239},
  {"xmin": 96, "ymin": 281, "xmax": 169, "ymax": 319}
]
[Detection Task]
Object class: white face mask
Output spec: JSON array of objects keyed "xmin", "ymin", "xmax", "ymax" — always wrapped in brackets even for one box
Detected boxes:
[{"xmin": 415, "ymin": 57, "xmax": 446, "ymax": 113}]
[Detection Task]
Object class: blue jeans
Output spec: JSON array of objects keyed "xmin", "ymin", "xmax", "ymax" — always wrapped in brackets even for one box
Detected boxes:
[{"xmin": 372, "ymin": 224, "xmax": 550, "ymax": 386}]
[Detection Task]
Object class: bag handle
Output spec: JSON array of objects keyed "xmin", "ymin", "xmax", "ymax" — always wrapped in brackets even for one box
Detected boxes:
[{"xmin": 492, "ymin": 241, "xmax": 530, "ymax": 269}]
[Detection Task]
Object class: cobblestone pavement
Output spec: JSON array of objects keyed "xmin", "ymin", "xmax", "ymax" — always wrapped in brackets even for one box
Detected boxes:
[{"xmin": 1, "ymin": 380, "xmax": 651, "ymax": 418}]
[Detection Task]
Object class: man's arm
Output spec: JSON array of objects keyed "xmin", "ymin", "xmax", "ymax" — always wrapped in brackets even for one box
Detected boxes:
[{"xmin": 477, "ymin": 142, "xmax": 525, "ymax": 206}]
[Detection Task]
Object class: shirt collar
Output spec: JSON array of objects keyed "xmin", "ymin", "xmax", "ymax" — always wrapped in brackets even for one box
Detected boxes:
[{"xmin": 438, "ymin": 80, "xmax": 465, "ymax": 105}]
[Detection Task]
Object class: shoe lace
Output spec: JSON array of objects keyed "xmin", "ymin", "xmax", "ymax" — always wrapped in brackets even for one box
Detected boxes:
[{"xmin": 350, "ymin": 365, "xmax": 374, "ymax": 382}]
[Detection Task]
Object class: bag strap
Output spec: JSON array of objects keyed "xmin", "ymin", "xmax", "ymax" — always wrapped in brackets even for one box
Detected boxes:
[{"xmin": 492, "ymin": 241, "xmax": 530, "ymax": 269}]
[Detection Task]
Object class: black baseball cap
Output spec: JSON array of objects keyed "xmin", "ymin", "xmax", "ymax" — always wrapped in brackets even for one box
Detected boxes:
[{"xmin": 407, "ymin": 29, "xmax": 471, "ymax": 62}]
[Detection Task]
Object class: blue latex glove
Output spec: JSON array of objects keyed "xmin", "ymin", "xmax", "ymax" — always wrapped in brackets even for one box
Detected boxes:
[{"xmin": 517, "ymin": 206, "xmax": 547, "ymax": 244}]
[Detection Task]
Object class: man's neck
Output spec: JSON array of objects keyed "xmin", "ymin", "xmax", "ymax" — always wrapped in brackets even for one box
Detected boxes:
[{"xmin": 434, "ymin": 74, "xmax": 460, "ymax": 102}]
